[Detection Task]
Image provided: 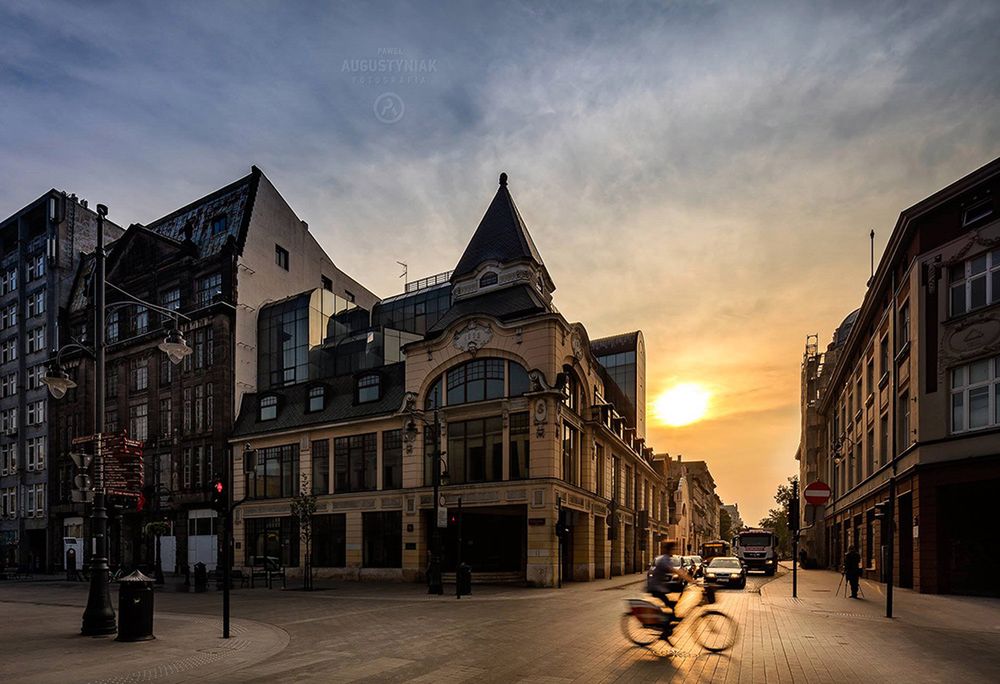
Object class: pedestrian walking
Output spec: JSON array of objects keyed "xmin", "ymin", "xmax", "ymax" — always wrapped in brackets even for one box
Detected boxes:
[{"xmin": 843, "ymin": 546, "xmax": 862, "ymax": 598}]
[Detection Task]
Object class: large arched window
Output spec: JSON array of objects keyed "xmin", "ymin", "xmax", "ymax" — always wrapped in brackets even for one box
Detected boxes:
[{"xmin": 425, "ymin": 358, "xmax": 531, "ymax": 408}]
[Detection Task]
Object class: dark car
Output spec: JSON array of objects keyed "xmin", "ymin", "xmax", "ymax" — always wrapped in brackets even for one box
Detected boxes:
[
  {"xmin": 646, "ymin": 554, "xmax": 686, "ymax": 593},
  {"xmin": 704, "ymin": 556, "xmax": 747, "ymax": 589},
  {"xmin": 682, "ymin": 555, "xmax": 705, "ymax": 578}
]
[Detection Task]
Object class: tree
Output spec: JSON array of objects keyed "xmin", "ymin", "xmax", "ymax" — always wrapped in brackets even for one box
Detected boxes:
[
  {"xmin": 718, "ymin": 508, "xmax": 733, "ymax": 542},
  {"xmin": 759, "ymin": 477, "xmax": 796, "ymax": 559},
  {"xmin": 290, "ymin": 473, "xmax": 317, "ymax": 590}
]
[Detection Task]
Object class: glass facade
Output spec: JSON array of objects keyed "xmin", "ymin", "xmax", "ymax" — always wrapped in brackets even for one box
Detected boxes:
[
  {"xmin": 363, "ymin": 511, "xmax": 402, "ymax": 568},
  {"xmin": 334, "ymin": 433, "xmax": 377, "ymax": 493},
  {"xmin": 426, "ymin": 358, "xmax": 530, "ymax": 409},
  {"xmin": 245, "ymin": 516, "xmax": 299, "ymax": 567},
  {"xmin": 447, "ymin": 417, "xmax": 503, "ymax": 484},
  {"xmin": 597, "ymin": 350, "xmax": 637, "ymax": 408},
  {"xmin": 251, "ymin": 444, "xmax": 299, "ymax": 498},
  {"xmin": 312, "ymin": 514, "xmax": 346, "ymax": 567},
  {"xmin": 371, "ymin": 284, "xmax": 451, "ymax": 337}
]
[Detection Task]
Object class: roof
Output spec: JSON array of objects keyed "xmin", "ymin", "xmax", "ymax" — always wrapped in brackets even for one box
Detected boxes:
[
  {"xmin": 452, "ymin": 173, "xmax": 546, "ymax": 280},
  {"xmin": 425, "ymin": 283, "xmax": 548, "ymax": 336},
  {"xmin": 232, "ymin": 362, "xmax": 405, "ymax": 437},
  {"xmin": 591, "ymin": 331, "xmax": 641, "ymax": 357},
  {"xmin": 144, "ymin": 167, "xmax": 260, "ymax": 257},
  {"xmin": 831, "ymin": 308, "xmax": 860, "ymax": 348}
]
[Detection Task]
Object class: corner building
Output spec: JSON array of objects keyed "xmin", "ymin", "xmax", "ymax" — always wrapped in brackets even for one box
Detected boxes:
[{"xmin": 232, "ymin": 175, "xmax": 668, "ymax": 586}]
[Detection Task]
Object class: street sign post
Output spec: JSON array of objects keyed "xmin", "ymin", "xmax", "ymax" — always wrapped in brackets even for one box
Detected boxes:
[{"xmin": 803, "ymin": 481, "xmax": 831, "ymax": 506}]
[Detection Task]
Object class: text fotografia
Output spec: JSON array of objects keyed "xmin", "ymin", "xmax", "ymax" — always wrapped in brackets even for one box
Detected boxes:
[{"xmin": 343, "ymin": 48, "xmax": 437, "ymax": 86}]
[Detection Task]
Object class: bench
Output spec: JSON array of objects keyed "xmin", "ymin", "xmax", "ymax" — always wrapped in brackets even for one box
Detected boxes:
[{"xmin": 246, "ymin": 557, "xmax": 286, "ymax": 588}]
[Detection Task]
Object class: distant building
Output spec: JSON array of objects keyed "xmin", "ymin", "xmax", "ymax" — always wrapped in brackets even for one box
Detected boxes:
[
  {"xmin": 799, "ymin": 155, "xmax": 1000, "ymax": 596},
  {"xmin": 654, "ymin": 454, "xmax": 721, "ymax": 555},
  {"xmin": 49, "ymin": 167, "xmax": 375, "ymax": 574},
  {"xmin": 721, "ymin": 503, "xmax": 743, "ymax": 535},
  {"xmin": 0, "ymin": 191, "xmax": 123, "ymax": 571},
  {"xmin": 231, "ymin": 174, "xmax": 668, "ymax": 585}
]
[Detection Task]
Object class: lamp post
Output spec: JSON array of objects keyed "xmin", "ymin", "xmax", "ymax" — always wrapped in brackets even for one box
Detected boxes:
[
  {"xmin": 42, "ymin": 204, "xmax": 192, "ymax": 636},
  {"xmin": 405, "ymin": 410, "xmax": 445, "ymax": 595}
]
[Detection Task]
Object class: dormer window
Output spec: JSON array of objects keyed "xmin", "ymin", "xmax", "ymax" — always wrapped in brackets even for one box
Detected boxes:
[
  {"xmin": 260, "ymin": 395, "xmax": 278, "ymax": 421},
  {"xmin": 307, "ymin": 386, "xmax": 325, "ymax": 412},
  {"xmin": 479, "ymin": 272, "xmax": 498, "ymax": 287},
  {"xmin": 209, "ymin": 215, "xmax": 227, "ymax": 235},
  {"xmin": 357, "ymin": 374, "xmax": 380, "ymax": 403}
]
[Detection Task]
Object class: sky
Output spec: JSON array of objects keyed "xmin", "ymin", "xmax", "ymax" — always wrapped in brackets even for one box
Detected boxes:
[{"xmin": 3, "ymin": 0, "xmax": 1000, "ymax": 525}]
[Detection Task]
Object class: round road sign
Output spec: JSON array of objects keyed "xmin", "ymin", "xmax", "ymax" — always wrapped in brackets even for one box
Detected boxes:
[{"xmin": 803, "ymin": 481, "xmax": 831, "ymax": 506}]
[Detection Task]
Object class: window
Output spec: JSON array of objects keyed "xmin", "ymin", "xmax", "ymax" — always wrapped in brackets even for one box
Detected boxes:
[
  {"xmin": 321, "ymin": 275, "xmax": 333, "ymax": 292},
  {"xmin": 251, "ymin": 444, "xmax": 300, "ymax": 498},
  {"xmin": 209, "ymin": 215, "xmax": 227, "ymax": 235},
  {"xmin": 855, "ymin": 377, "xmax": 862, "ymax": 416},
  {"xmin": 382, "ymin": 430, "xmax": 402, "ymax": 490},
  {"xmin": 963, "ymin": 200, "xmax": 994, "ymax": 226},
  {"xmin": 130, "ymin": 358, "xmax": 148, "ymax": 392},
  {"xmin": 245, "ymin": 516, "xmax": 299, "ymax": 568},
  {"xmin": 479, "ymin": 272, "xmax": 498, "ymax": 287},
  {"xmin": 26, "ymin": 254, "xmax": 45, "ymax": 281},
  {"xmin": 898, "ymin": 391, "xmax": 911, "ymax": 451},
  {"xmin": 509, "ymin": 412, "xmax": 530, "ymax": 479},
  {"xmin": 0, "ymin": 268, "xmax": 16, "ymax": 295},
  {"xmin": 159, "ymin": 356, "xmax": 174, "ymax": 386},
  {"xmin": 866, "ymin": 359, "xmax": 874, "ymax": 396},
  {"xmin": 425, "ymin": 378, "xmax": 442, "ymax": 410},
  {"xmin": 951, "ymin": 356, "xmax": 1000, "ymax": 433},
  {"xmin": 161, "ymin": 287, "xmax": 180, "ymax": 312},
  {"xmin": 357, "ymin": 374, "xmax": 380, "ymax": 403},
  {"xmin": 26, "ymin": 326, "xmax": 45, "ymax": 354},
  {"xmin": 595, "ymin": 443, "xmax": 605, "ymax": 496},
  {"xmin": 27, "ymin": 289, "xmax": 45, "ymax": 318},
  {"xmin": 194, "ymin": 385, "xmax": 204, "ymax": 433},
  {"xmin": 26, "ymin": 483, "xmax": 45, "ymax": 517},
  {"xmin": 866, "ymin": 428, "xmax": 875, "ymax": 475},
  {"xmin": 275, "ymin": 244, "xmax": 289, "ymax": 270},
  {"xmin": 26, "ymin": 436, "xmax": 45, "ymax": 471},
  {"xmin": 898, "ymin": 302, "xmax": 910, "ymax": 351},
  {"xmin": 879, "ymin": 413, "xmax": 888, "ymax": 466},
  {"xmin": 105, "ymin": 407, "xmax": 118, "ymax": 433},
  {"xmin": 562, "ymin": 372, "xmax": 578, "ymax": 411},
  {"xmin": 107, "ymin": 311, "xmax": 120, "ymax": 344},
  {"xmin": 129, "ymin": 402, "xmax": 148, "ymax": 442},
  {"xmin": 205, "ymin": 383, "xmax": 214, "ymax": 431},
  {"xmin": 509, "ymin": 362, "xmax": 530, "ymax": 397},
  {"xmin": 27, "ymin": 400, "xmax": 45, "ymax": 425},
  {"xmin": 195, "ymin": 273, "xmax": 222, "ymax": 307},
  {"xmin": 0, "ymin": 304, "xmax": 16, "ymax": 330},
  {"xmin": 193, "ymin": 327, "xmax": 214, "ymax": 368},
  {"xmin": 134, "ymin": 306, "xmax": 149, "ymax": 335},
  {"xmin": 1, "ymin": 337, "xmax": 16, "ymax": 364},
  {"xmin": 1, "ymin": 407, "xmax": 16, "ymax": 433},
  {"xmin": 312, "ymin": 514, "xmax": 346, "ymax": 567},
  {"xmin": 879, "ymin": 336, "xmax": 889, "ymax": 380},
  {"xmin": 562, "ymin": 422, "xmax": 579, "ymax": 485},
  {"xmin": 334, "ymin": 433, "xmax": 377, "ymax": 493},
  {"xmin": 1, "ymin": 372, "xmax": 15, "ymax": 398},
  {"xmin": 448, "ymin": 417, "xmax": 503, "ymax": 484},
  {"xmin": 311, "ymin": 439, "xmax": 330, "ymax": 495},
  {"xmin": 307, "ymin": 386, "xmax": 325, "ymax": 412},
  {"xmin": 160, "ymin": 398, "xmax": 173, "ymax": 438},
  {"xmin": 950, "ymin": 249, "xmax": 1000, "ymax": 316},
  {"xmin": 446, "ymin": 358, "xmax": 505, "ymax": 405},
  {"xmin": 362, "ymin": 511, "xmax": 401, "ymax": 568},
  {"xmin": 260, "ymin": 395, "xmax": 278, "ymax": 421},
  {"xmin": 27, "ymin": 364, "xmax": 44, "ymax": 390}
]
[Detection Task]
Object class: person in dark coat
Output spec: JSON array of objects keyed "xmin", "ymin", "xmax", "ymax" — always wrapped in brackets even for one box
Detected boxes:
[{"xmin": 843, "ymin": 546, "xmax": 862, "ymax": 598}]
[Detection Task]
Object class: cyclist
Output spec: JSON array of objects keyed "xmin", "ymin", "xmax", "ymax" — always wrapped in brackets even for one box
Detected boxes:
[{"xmin": 647, "ymin": 540, "xmax": 695, "ymax": 614}]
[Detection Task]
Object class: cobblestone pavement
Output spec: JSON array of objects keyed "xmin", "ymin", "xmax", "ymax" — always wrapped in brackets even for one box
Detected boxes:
[{"xmin": 2, "ymin": 565, "xmax": 998, "ymax": 683}]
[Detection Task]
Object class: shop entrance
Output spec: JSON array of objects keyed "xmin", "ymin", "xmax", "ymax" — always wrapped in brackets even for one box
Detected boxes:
[
  {"xmin": 431, "ymin": 504, "xmax": 527, "ymax": 576},
  {"xmin": 939, "ymin": 479, "xmax": 998, "ymax": 596}
]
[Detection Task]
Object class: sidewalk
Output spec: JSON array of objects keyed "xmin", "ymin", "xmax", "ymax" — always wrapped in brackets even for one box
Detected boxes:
[
  {"xmin": 761, "ymin": 562, "xmax": 1000, "ymax": 633},
  {"xmin": 0, "ymin": 596, "xmax": 288, "ymax": 684}
]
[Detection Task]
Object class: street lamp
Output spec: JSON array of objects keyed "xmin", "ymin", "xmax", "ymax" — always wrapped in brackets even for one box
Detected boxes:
[
  {"xmin": 405, "ymin": 410, "xmax": 446, "ymax": 595},
  {"xmin": 43, "ymin": 203, "xmax": 192, "ymax": 637}
]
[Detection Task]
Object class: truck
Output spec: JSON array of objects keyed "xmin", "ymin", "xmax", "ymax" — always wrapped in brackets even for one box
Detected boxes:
[{"xmin": 733, "ymin": 528, "xmax": 778, "ymax": 575}]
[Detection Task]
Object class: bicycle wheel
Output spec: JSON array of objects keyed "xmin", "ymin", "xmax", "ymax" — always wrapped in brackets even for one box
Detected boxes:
[
  {"xmin": 620, "ymin": 612, "xmax": 663, "ymax": 646},
  {"xmin": 690, "ymin": 609, "xmax": 738, "ymax": 652}
]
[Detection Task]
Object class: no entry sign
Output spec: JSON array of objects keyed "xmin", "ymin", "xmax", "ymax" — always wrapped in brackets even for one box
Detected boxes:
[{"xmin": 803, "ymin": 481, "xmax": 831, "ymax": 506}]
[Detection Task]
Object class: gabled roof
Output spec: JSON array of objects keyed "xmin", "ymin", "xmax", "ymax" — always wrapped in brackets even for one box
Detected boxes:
[{"xmin": 452, "ymin": 173, "xmax": 546, "ymax": 281}]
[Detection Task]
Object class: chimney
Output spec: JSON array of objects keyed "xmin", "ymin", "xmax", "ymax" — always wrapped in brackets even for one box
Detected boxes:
[{"xmin": 676, "ymin": 454, "xmax": 682, "ymax": 462}]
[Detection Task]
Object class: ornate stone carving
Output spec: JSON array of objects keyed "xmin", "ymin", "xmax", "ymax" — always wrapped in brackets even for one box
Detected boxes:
[
  {"xmin": 939, "ymin": 310, "xmax": 1000, "ymax": 378},
  {"xmin": 533, "ymin": 398, "xmax": 548, "ymax": 437},
  {"xmin": 401, "ymin": 391, "xmax": 418, "ymax": 414},
  {"xmin": 453, "ymin": 320, "xmax": 492, "ymax": 356},
  {"xmin": 528, "ymin": 369, "xmax": 550, "ymax": 392},
  {"xmin": 571, "ymin": 331, "xmax": 584, "ymax": 359}
]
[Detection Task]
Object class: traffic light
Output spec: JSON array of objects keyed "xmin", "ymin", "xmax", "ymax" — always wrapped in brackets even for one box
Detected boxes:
[
  {"xmin": 606, "ymin": 500, "xmax": 618, "ymax": 540},
  {"xmin": 788, "ymin": 497, "xmax": 800, "ymax": 531},
  {"xmin": 555, "ymin": 508, "xmax": 569, "ymax": 539},
  {"xmin": 209, "ymin": 478, "xmax": 227, "ymax": 514}
]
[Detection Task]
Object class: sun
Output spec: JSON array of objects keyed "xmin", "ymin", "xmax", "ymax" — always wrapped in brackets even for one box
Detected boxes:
[{"xmin": 653, "ymin": 383, "xmax": 711, "ymax": 427}]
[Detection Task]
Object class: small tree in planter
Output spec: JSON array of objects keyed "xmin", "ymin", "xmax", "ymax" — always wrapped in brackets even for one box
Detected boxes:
[{"xmin": 290, "ymin": 473, "xmax": 317, "ymax": 590}]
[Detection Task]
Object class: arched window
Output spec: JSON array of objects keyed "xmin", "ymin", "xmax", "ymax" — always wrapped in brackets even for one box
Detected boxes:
[
  {"xmin": 479, "ymin": 272, "xmax": 498, "ymax": 287},
  {"xmin": 357, "ymin": 374, "xmax": 380, "ymax": 403},
  {"xmin": 426, "ymin": 358, "xmax": 531, "ymax": 408},
  {"xmin": 259, "ymin": 394, "xmax": 278, "ymax": 421},
  {"xmin": 562, "ymin": 372, "xmax": 578, "ymax": 411}
]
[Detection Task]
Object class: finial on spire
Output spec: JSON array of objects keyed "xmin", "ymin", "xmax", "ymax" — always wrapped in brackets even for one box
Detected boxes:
[{"xmin": 499, "ymin": 172, "xmax": 508, "ymax": 187}]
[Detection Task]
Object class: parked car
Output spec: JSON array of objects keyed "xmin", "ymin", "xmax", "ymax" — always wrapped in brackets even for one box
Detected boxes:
[
  {"xmin": 704, "ymin": 556, "xmax": 747, "ymax": 589},
  {"xmin": 646, "ymin": 555, "xmax": 686, "ymax": 593}
]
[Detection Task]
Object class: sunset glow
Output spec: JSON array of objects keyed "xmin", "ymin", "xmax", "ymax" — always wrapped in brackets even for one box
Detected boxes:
[{"xmin": 653, "ymin": 383, "xmax": 711, "ymax": 427}]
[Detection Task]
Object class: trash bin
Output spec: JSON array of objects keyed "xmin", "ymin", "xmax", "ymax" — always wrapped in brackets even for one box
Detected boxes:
[
  {"xmin": 193, "ymin": 562, "xmax": 207, "ymax": 593},
  {"xmin": 457, "ymin": 563, "xmax": 472, "ymax": 597},
  {"xmin": 116, "ymin": 570, "xmax": 155, "ymax": 642}
]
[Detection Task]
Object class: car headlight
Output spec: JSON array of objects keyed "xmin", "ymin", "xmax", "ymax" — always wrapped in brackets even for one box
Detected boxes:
[
  {"xmin": 765, "ymin": 560, "xmax": 773, "ymax": 564},
  {"xmin": 707, "ymin": 573, "xmax": 716, "ymax": 578}
]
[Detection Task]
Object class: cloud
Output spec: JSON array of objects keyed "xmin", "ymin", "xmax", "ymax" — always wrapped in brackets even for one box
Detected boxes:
[{"xmin": 2, "ymin": 0, "xmax": 999, "ymax": 525}]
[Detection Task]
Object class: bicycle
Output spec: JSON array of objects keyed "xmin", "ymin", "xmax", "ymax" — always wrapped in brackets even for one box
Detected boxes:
[{"xmin": 621, "ymin": 585, "xmax": 738, "ymax": 654}]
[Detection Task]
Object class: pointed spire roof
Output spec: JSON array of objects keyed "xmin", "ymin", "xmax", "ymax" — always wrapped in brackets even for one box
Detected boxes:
[{"xmin": 452, "ymin": 173, "xmax": 547, "ymax": 281}]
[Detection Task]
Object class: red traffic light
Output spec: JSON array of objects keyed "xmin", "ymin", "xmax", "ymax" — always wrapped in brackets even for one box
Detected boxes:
[{"xmin": 214, "ymin": 481, "xmax": 224, "ymax": 494}]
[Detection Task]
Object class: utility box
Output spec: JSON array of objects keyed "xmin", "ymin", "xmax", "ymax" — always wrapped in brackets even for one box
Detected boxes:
[{"xmin": 457, "ymin": 563, "xmax": 472, "ymax": 596}]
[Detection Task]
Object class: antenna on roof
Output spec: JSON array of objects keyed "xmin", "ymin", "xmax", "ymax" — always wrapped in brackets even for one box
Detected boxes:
[
  {"xmin": 867, "ymin": 229, "xmax": 875, "ymax": 287},
  {"xmin": 396, "ymin": 261, "xmax": 408, "ymax": 286}
]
